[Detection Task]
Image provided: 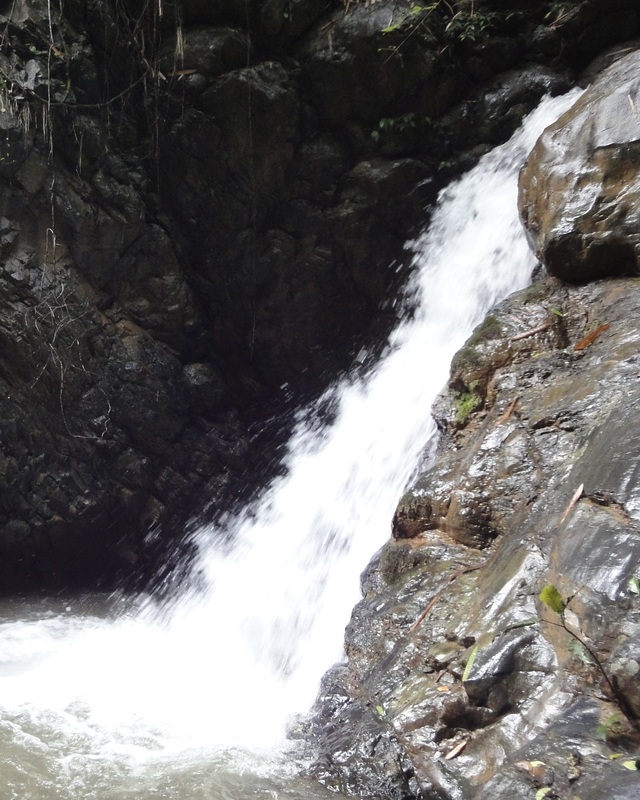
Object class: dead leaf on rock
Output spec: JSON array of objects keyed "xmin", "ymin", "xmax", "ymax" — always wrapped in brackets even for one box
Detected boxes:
[
  {"xmin": 574, "ymin": 323, "xmax": 611, "ymax": 351},
  {"xmin": 515, "ymin": 759, "xmax": 548, "ymax": 780},
  {"xmin": 496, "ymin": 394, "xmax": 520, "ymax": 425},
  {"xmin": 444, "ymin": 739, "xmax": 467, "ymax": 760}
]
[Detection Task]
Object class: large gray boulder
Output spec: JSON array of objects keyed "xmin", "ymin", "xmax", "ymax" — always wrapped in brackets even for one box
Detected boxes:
[{"xmin": 519, "ymin": 47, "xmax": 640, "ymax": 282}]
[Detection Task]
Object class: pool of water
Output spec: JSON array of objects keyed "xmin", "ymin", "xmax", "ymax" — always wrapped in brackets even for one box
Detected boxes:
[{"xmin": 0, "ymin": 594, "xmax": 341, "ymax": 800}]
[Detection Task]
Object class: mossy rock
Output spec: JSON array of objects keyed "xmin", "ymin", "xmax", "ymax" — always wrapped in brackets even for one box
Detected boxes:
[
  {"xmin": 455, "ymin": 386, "xmax": 482, "ymax": 424},
  {"xmin": 451, "ymin": 314, "xmax": 504, "ymax": 376}
]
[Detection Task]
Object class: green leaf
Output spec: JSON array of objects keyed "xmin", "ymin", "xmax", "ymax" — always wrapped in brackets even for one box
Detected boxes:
[
  {"xmin": 535, "ymin": 788, "xmax": 552, "ymax": 800},
  {"xmin": 550, "ymin": 308, "xmax": 565, "ymax": 317},
  {"xmin": 628, "ymin": 577, "xmax": 640, "ymax": 595},
  {"xmin": 375, "ymin": 705, "xmax": 385, "ymax": 717},
  {"xmin": 462, "ymin": 644, "xmax": 479, "ymax": 682},
  {"xmin": 622, "ymin": 760, "xmax": 639, "ymax": 771},
  {"xmin": 539, "ymin": 584, "xmax": 565, "ymax": 615}
]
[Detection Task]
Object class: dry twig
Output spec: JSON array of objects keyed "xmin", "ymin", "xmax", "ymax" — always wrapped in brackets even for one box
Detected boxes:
[
  {"xmin": 409, "ymin": 565, "xmax": 481, "ymax": 632},
  {"xmin": 510, "ymin": 320, "xmax": 554, "ymax": 342},
  {"xmin": 559, "ymin": 484, "xmax": 584, "ymax": 524}
]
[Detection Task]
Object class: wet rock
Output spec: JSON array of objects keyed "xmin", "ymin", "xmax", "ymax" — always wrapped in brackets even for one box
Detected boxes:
[
  {"xmin": 311, "ymin": 275, "xmax": 640, "ymax": 796},
  {"xmin": 158, "ymin": 26, "xmax": 249, "ymax": 79},
  {"xmin": 259, "ymin": 0, "xmax": 329, "ymax": 46},
  {"xmin": 473, "ymin": 699, "xmax": 631, "ymax": 799},
  {"xmin": 306, "ymin": 664, "xmax": 423, "ymax": 800},
  {"xmin": 0, "ymin": 0, "xmax": 639, "ymax": 607},
  {"xmin": 610, "ymin": 632, "xmax": 640, "ymax": 719},
  {"xmin": 519, "ymin": 48, "xmax": 640, "ymax": 283},
  {"xmin": 182, "ymin": 362, "xmax": 227, "ymax": 414},
  {"xmin": 478, "ymin": 64, "xmax": 572, "ymax": 143}
]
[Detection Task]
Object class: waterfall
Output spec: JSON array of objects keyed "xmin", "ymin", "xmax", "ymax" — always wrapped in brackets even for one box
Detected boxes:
[{"xmin": 0, "ymin": 90, "xmax": 581, "ymax": 798}]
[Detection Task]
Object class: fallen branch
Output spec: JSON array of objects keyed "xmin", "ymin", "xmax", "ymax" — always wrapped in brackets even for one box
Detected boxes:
[
  {"xmin": 559, "ymin": 483, "xmax": 584, "ymax": 524},
  {"xmin": 409, "ymin": 565, "xmax": 481, "ymax": 632},
  {"xmin": 548, "ymin": 614, "xmax": 639, "ymax": 729},
  {"xmin": 510, "ymin": 320, "xmax": 554, "ymax": 342},
  {"xmin": 496, "ymin": 394, "xmax": 520, "ymax": 425}
]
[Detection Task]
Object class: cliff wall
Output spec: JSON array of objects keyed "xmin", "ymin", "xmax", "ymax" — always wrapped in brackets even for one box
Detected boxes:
[
  {"xmin": 0, "ymin": 0, "xmax": 637, "ymax": 588},
  {"xmin": 309, "ymin": 47, "xmax": 640, "ymax": 799}
]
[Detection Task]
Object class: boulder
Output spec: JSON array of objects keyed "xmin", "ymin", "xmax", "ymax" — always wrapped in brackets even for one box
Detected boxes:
[
  {"xmin": 311, "ymin": 274, "xmax": 640, "ymax": 797},
  {"xmin": 519, "ymin": 48, "xmax": 640, "ymax": 283},
  {"xmin": 157, "ymin": 26, "xmax": 249, "ymax": 79}
]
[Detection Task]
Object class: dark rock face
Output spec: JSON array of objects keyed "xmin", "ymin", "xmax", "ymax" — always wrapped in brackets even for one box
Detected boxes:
[
  {"xmin": 0, "ymin": 0, "xmax": 639, "ymax": 593},
  {"xmin": 311, "ymin": 273, "xmax": 640, "ymax": 798},
  {"xmin": 3, "ymin": 0, "xmax": 640, "ymax": 794},
  {"xmin": 519, "ymin": 48, "xmax": 640, "ymax": 283},
  {"xmin": 0, "ymin": 0, "xmax": 254, "ymax": 590}
]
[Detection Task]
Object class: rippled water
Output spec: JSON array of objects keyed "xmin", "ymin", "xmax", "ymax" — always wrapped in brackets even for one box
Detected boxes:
[
  {"xmin": 0, "ymin": 90, "xmax": 581, "ymax": 799},
  {"xmin": 0, "ymin": 594, "xmax": 338, "ymax": 799}
]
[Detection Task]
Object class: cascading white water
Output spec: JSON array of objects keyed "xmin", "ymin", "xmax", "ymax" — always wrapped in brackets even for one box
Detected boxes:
[{"xmin": 0, "ymin": 90, "xmax": 581, "ymax": 799}]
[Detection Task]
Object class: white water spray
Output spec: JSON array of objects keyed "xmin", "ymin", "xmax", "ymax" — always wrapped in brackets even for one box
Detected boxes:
[{"xmin": 0, "ymin": 90, "xmax": 580, "ymax": 796}]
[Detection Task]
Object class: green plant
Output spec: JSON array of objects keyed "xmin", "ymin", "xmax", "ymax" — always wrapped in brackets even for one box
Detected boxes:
[
  {"xmin": 539, "ymin": 583, "xmax": 565, "ymax": 615},
  {"xmin": 544, "ymin": 1, "xmax": 575, "ymax": 29},
  {"xmin": 443, "ymin": 4, "xmax": 518, "ymax": 44},
  {"xmin": 381, "ymin": 2, "xmax": 438, "ymax": 35},
  {"xmin": 371, "ymin": 112, "xmax": 416, "ymax": 141},
  {"xmin": 449, "ymin": 314, "xmax": 503, "ymax": 379},
  {"xmin": 455, "ymin": 382, "xmax": 481, "ymax": 423},
  {"xmin": 597, "ymin": 709, "xmax": 628, "ymax": 741},
  {"xmin": 379, "ymin": 0, "xmax": 520, "ymax": 62},
  {"xmin": 465, "ymin": 314, "xmax": 503, "ymax": 348},
  {"xmin": 539, "ymin": 583, "xmax": 640, "ymax": 731}
]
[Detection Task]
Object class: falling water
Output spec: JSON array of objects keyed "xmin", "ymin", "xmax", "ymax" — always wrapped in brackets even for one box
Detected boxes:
[{"xmin": 0, "ymin": 90, "xmax": 580, "ymax": 799}]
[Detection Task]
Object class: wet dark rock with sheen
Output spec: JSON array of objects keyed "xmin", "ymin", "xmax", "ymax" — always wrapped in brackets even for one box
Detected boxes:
[
  {"xmin": 519, "ymin": 48, "xmax": 640, "ymax": 282},
  {"xmin": 307, "ymin": 44, "xmax": 640, "ymax": 800},
  {"xmin": 311, "ymin": 272, "xmax": 640, "ymax": 798}
]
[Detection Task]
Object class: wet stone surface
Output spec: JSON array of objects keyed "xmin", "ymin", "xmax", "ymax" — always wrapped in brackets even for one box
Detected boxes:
[
  {"xmin": 309, "ymin": 275, "xmax": 640, "ymax": 797},
  {"xmin": 519, "ymin": 48, "xmax": 640, "ymax": 283}
]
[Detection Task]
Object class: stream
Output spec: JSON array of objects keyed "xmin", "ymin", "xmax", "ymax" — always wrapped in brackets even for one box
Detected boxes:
[{"xmin": 0, "ymin": 90, "xmax": 580, "ymax": 799}]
